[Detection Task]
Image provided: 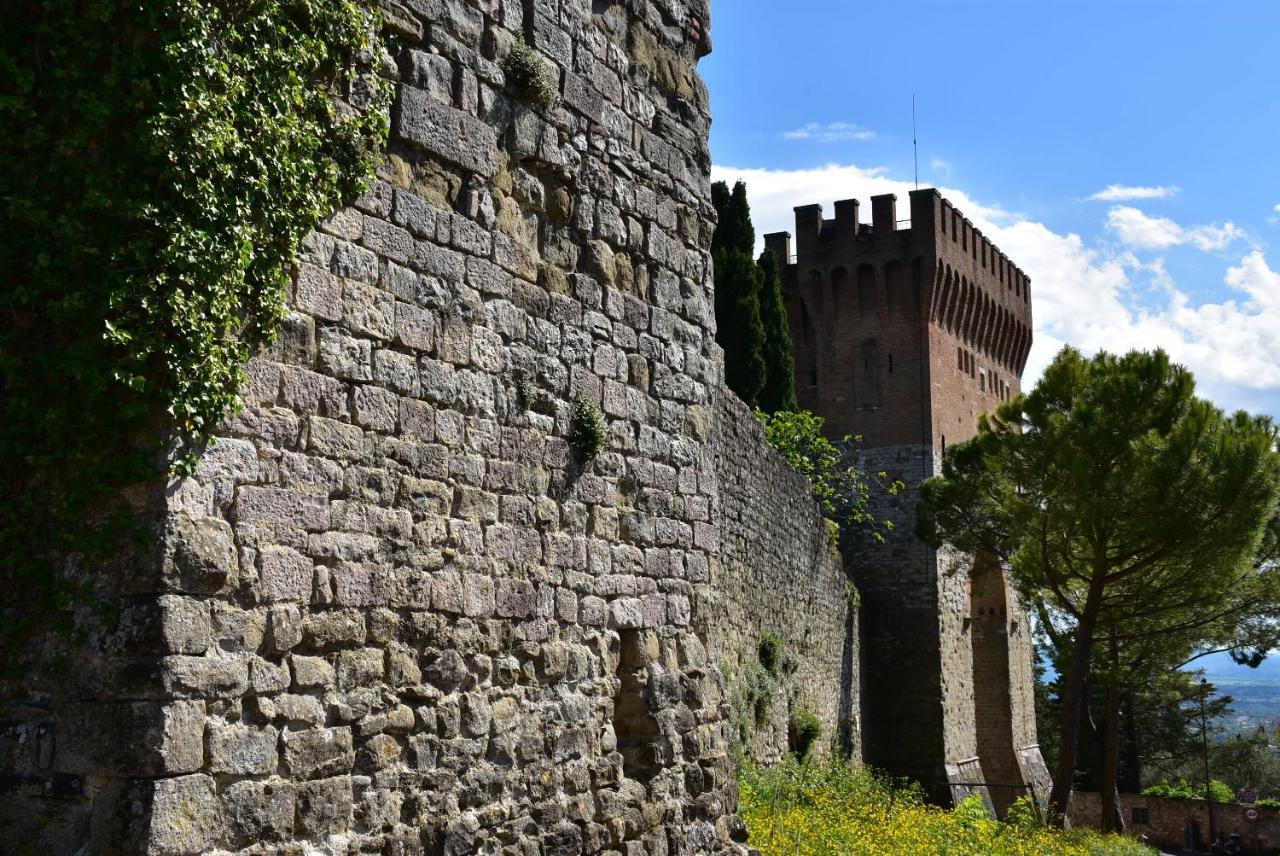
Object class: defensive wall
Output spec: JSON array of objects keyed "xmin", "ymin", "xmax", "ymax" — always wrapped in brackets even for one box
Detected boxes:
[
  {"xmin": 706, "ymin": 392, "xmax": 858, "ymax": 765},
  {"xmin": 0, "ymin": 1, "xmax": 860, "ymax": 854}
]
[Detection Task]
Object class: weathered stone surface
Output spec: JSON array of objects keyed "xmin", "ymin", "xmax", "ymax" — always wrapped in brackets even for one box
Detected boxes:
[
  {"xmin": 208, "ymin": 723, "xmax": 278, "ymax": 775},
  {"xmin": 395, "ymin": 86, "xmax": 498, "ymax": 178},
  {"xmin": 146, "ymin": 774, "xmax": 224, "ymax": 855},
  {"xmin": 282, "ymin": 727, "xmax": 354, "ymax": 779}
]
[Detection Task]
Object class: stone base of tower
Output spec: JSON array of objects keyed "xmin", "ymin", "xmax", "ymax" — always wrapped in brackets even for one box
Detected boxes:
[{"xmin": 850, "ymin": 445, "xmax": 1047, "ymax": 816}]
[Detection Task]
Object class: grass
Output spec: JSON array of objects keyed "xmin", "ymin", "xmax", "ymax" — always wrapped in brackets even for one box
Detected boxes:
[{"xmin": 738, "ymin": 758, "xmax": 1158, "ymax": 856}]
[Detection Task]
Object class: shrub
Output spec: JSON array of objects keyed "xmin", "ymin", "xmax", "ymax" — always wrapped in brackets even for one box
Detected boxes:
[
  {"xmin": 1142, "ymin": 778, "xmax": 1236, "ymax": 803},
  {"xmin": 739, "ymin": 758, "xmax": 1157, "ymax": 856},
  {"xmin": 759, "ymin": 632, "xmax": 782, "ymax": 675},
  {"xmin": 756, "ymin": 410, "xmax": 901, "ymax": 542},
  {"xmin": 502, "ymin": 37, "xmax": 560, "ymax": 110},
  {"xmin": 568, "ymin": 396, "xmax": 608, "ymax": 461},
  {"xmin": 788, "ymin": 708, "xmax": 822, "ymax": 760}
]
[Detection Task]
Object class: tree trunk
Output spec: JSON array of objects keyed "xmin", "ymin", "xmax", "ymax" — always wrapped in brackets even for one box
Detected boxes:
[
  {"xmin": 1099, "ymin": 640, "xmax": 1125, "ymax": 834},
  {"xmin": 1048, "ymin": 574, "xmax": 1107, "ymax": 823},
  {"xmin": 1119, "ymin": 690, "xmax": 1142, "ymax": 793}
]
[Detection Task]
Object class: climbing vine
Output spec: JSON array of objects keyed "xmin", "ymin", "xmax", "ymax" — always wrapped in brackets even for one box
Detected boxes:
[{"xmin": 0, "ymin": 0, "xmax": 390, "ymax": 664}]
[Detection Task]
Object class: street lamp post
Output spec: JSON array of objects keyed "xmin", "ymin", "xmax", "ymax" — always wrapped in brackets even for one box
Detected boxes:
[{"xmin": 1200, "ymin": 677, "xmax": 1216, "ymax": 846}]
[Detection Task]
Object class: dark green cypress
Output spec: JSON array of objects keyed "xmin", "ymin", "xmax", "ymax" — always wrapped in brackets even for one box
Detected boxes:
[
  {"xmin": 757, "ymin": 248, "xmax": 797, "ymax": 413},
  {"xmin": 712, "ymin": 181, "xmax": 766, "ymax": 406}
]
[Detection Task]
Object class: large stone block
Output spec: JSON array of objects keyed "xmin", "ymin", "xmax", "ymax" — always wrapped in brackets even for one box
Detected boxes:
[
  {"xmin": 146, "ymin": 774, "xmax": 224, "ymax": 856},
  {"xmin": 395, "ymin": 86, "xmax": 498, "ymax": 178}
]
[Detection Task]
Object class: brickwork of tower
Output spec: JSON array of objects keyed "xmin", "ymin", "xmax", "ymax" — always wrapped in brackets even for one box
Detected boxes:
[{"xmin": 768, "ymin": 189, "xmax": 1050, "ymax": 812}]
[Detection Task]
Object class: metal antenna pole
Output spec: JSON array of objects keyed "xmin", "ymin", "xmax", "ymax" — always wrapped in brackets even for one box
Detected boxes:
[{"xmin": 913, "ymin": 93, "xmax": 919, "ymax": 190}]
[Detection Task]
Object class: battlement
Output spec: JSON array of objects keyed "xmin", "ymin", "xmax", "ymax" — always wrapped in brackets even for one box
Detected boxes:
[{"xmin": 765, "ymin": 189, "xmax": 1032, "ymax": 308}]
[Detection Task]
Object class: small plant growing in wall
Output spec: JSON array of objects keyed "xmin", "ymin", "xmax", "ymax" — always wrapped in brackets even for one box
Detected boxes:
[
  {"xmin": 758, "ymin": 631, "xmax": 782, "ymax": 674},
  {"xmin": 569, "ymin": 396, "xmax": 608, "ymax": 461},
  {"xmin": 788, "ymin": 707, "xmax": 822, "ymax": 760},
  {"xmin": 756, "ymin": 409, "xmax": 904, "ymax": 543},
  {"xmin": 502, "ymin": 37, "xmax": 560, "ymax": 110}
]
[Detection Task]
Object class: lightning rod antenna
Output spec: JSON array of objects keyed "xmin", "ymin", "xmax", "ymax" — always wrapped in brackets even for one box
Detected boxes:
[{"xmin": 913, "ymin": 93, "xmax": 919, "ymax": 190}]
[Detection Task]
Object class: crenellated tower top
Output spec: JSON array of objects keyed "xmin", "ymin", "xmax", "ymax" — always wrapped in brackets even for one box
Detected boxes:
[{"xmin": 772, "ymin": 188, "xmax": 1034, "ymax": 451}]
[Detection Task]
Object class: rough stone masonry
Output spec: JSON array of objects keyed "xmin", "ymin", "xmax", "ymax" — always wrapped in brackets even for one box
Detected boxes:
[{"xmin": 0, "ymin": 1, "xmax": 856, "ymax": 854}]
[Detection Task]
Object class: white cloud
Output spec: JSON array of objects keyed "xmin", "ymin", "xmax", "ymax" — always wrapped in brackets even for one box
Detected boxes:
[
  {"xmin": 1273, "ymin": 203, "xmax": 1280, "ymax": 213},
  {"xmin": 1088, "ymin": 184, "xmax": 1180, "ymax": 201},
  {"xmin": 931, "ymin": 157, "xmax": 953, "ymax": 178},
  {"xmin": 712, "ymin": 162, "xmax": 1280, "ymax": 414},
  {"xmin": 781, "ymin": 122, "xmax": 875, "ymax": 143},
  {"xmin": 1106, "ymin": 205, "xmax": 1244, "ymax": 252}
]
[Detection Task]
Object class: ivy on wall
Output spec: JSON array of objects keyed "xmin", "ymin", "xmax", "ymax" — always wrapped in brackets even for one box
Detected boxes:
[{"xmin": 0, "ymin": 0, "xmax": 390, "ymax": 666}]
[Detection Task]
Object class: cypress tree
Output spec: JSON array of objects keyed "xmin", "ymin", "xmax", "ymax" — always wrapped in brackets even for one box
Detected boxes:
[
  {"xmin": 756, "ymin": 248, "xmax": 797, "ymax": 413},
  {"xmin": 712, "ymin": 180, "xmax": 766, "ymax": 406}
]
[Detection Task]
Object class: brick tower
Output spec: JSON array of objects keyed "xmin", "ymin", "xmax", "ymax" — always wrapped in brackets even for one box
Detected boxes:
[{"xmin": 767, "ymin": 189, "xmax": 1050, "ymax": 812}]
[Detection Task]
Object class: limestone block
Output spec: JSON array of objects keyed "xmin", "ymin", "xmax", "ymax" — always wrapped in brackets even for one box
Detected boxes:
[
  {"xmin": 291, "ymin": 655, "xmax": 336, "ymax": 691},
  {"xmin": 282, "ymin": 727, "xmax": 354, "ymax": 780},
  {"xmin": 395, "ymin": 86, "xmax": 498, "ymax": 178},
  {"xmin": 158, "ymin": 595, "xmax": 212, "ymax": 655},
  {"xmin": 208, "ymin": 723, "xmax": 279, "ymax": 776},
  {"xmin": 162, "ymin": 655, "xmax": 250, "ymax": 700},
  {"xmin": 146, "ymin": 774, "xmax": 224, "ymax": 856},
  {"xmin": 222, "ymin": 778, "xmax": 296, "ymax": 847},
  {"xmin": 163, "ymin": 514, "xmax": 237, "ymax": 594},
  {"xmin": 258, "ymin": 546, "xmax": 314, "ymax": 603},
  {"xmin": 295, "ymin": 775, "xmax": 354, "ymax": 836}
]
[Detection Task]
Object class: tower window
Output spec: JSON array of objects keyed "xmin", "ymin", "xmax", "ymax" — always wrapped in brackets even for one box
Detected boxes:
[
  {"xmin": 808, "ymin": 369, "xmax": 818, "ymax": 387},
  {"xmin": 888, "ymin": 353, "xmax": 894, "ymax": 373}
]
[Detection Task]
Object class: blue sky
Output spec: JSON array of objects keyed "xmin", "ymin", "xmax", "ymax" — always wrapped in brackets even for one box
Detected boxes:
[{"xmin": 704, "ymin": 0, "xmax": 1280, "ymax": 418}]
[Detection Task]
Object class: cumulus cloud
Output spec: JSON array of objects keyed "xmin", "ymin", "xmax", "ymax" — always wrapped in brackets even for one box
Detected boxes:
[
  {"xmin": 711, "ymin": 162, "xmax": 1280, "ymax": 414},
  {"xmin": 781, "ymin": 122, "xmax": 875, "ymax": 143},
  {"xmin": 1088, "ymin": 184, "xmax": 1180, "ymax": 201},
  {"xmin": 1106, "ymin": 206, "xmax": 1244, "ymax": 251}
]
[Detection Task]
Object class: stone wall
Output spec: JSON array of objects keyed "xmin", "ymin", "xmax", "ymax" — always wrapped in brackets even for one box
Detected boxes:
[
  {"xmin": 1070, "ymin": 792, "xmax": 1280, "ymax": 853},
  {"xmin": 706, "ymin": 392, "xmax": 857, "ymax": 764},
  {"xmin": 0, "ymin": 1, "xmax": 768, "ymax": 853}
]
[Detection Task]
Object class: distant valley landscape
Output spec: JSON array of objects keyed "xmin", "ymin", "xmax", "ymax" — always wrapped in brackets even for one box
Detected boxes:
[{"xmin": 1201, "ymin": 653, "xmax": 1280, "ymax": 735}]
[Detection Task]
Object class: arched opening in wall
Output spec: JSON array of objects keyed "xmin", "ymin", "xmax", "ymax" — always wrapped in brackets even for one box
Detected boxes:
[
  {"xmin": 961, "ymin": 280, "xmax": 976, "ymax": 343},
  {"xmin": 806, "ymin": 269, "xmax": 823, "ymax": 312},
  {"xmin": 801, "ymin": 300, "xmax": 819, "ymax": 389},
  {"xmin": 943, "ymin": 268, "xmax": 959, "ymax": 331},
  {"xmin": 884, "ymin": 261, "xmax": 903, "ymax": 316},
  {"xmin": 980, "ymin": 296, "xmax": 994, "ymax": 355},
  {"xmin": 970, "ymin": 556, "xmax": 1024, "ymax": 817},
  {"xmin": 856, "ymin": 264, "xmax": 877, "ymax": 315},
  {"xmin": 829, "ymin": 267, "xmax": 846, "ymax": 317},
  {"xmin": 942, "ymin": 268, "xmax": 952, "ymax": 324},
  {"xmin": 612, "ymin": 629, "xmax": 662, "ymax": 785}
]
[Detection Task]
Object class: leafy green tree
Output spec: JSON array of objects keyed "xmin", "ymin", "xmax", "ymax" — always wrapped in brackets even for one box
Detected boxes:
[
  {"xmin": 757, "ymin": 248, "xmax": 797, "ymax": 414},
  {"xmin": 712, "ymin": 180, "xmax": 766, "ymax": 406},
  {"xmin": 919, "ymin": 347, "xmax": 1280, "ymax": 821},
  {"xmin": 756, "ymin": 410, "xmax": 898, "ymax": 542}
]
